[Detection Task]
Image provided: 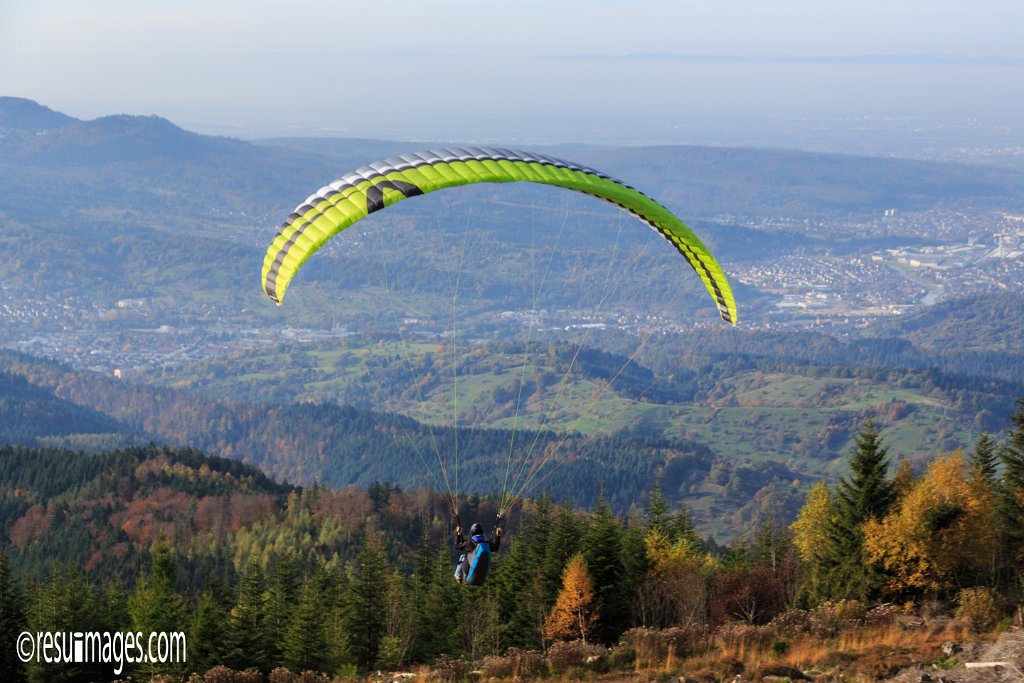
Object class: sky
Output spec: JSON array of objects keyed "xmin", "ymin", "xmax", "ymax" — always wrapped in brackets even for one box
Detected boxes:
[{"xmin": 1, "ymin": 0, "xmax": 1022, "ymax": 149}]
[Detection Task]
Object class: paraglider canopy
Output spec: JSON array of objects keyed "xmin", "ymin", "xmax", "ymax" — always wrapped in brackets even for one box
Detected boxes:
[{"xmin": 263, "ymin": 146, "xmax": 736, "ymax": 325}]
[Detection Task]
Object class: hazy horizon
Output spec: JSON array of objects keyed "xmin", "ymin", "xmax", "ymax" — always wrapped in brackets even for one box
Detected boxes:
[{"xmin": 1, "ymin": 1, "xmax": 1022, "ymax": 158}]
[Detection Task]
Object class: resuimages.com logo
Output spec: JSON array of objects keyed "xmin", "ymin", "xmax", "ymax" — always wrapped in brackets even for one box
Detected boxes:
[{"xmin": 17, "ymin": 630, "xmax": 187, "ymax": 676}]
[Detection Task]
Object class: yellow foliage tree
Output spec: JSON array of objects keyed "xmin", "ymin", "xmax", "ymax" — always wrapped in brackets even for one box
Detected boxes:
[
  {"xmin": 544, "ymin": 552, "xmax": 598, "ymax": 644},
  {"xmin": 636, "ymin": 527, "xmax": 713, "ymax": 627},
  {"xmin": 791, "ymin": 482, "xmax": 834, "ymax": 566},
  {"xmin": 864, "ymin": 450, "xmax": 998, "ymax": 595}
]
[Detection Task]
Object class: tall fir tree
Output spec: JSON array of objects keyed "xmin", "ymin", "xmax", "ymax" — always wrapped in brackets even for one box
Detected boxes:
[
  {"xmin": 542, "ymin": 502, "xmax": 583, "ymax": 605},
  {"xmin": 820, "ymin": 420, "xmax": 894, "ymax": 602},
  {"xmin": 189, "ymin": 589, "xmax": 231, "ymax": 676},
  {"xmin": 321, "ymin": 564, "xmax": 353, "ymax": 676},
  {"xmin": 266, "ymin": 553, "xmax": 300, "ymax": 664},
  {"xmin": 492, "ymin": 499, "xmax": 554, "ymax": 650},
  {"xmin": 581, "ymin": 493, "xmax": 626, "ymax": 643},
  {"xmin": 129, "ymin": 544, "xmax": 187, "ymax": 680},
  {"xmin": 25, "ymin": 567, "xmax": 105, "ymax": 683},
  {"xmin": 345, "ymin": 536, "xmax": 389, "ymax": 670},
  {"xmin": 644, "ymin": 481, "xmax": 671, "ymax": 534},
  {"xmin": 282, "ymin": 573, "xmax": 329, "ymax": 673},
  {"xmin": 971, "ymin": 432, "xmax": 999, "ymax": 483},
  {"xmin": 226, "ymin": 559, "xmax": 271, "ymax": 672}
]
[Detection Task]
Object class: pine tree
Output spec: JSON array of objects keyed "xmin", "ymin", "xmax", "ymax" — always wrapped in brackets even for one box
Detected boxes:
[
  {"xmin": 544, "ymin": 553, "xmax": 598, "ymax": 644},
  {"xmin": 820, "ymin": 420, "xmax": 894, "ymax": 602},
  {"xmin": 26, "ymin": 567, "xmax": 105, "ymax": 682},
  {"xmin": 226, "ymin": 559, "xmax": 271, "ymax": 672},
  {"xmin": 0, "ymin": 550, "xmax": 26, "ymax": 682},
  {"xmin": 670, "ymin": 503, "xmax": 702, "ymax": 550},
  {"xmin": 129, "ymin": 544, "xmax": 186, "ymax": 680},
  {"xmin": 542, "ymin": 502, "xmax": 583, "ymax": 605},
  {"xmin": 971, "ymin": 432, "xmax": 998, "ymax": 483},
  {"xmin": 493, "ymin": 497, "xmax": 554, "ymax": 650},
  {"xmin": 282, "ymin": 574, "xmax": 329, "ymax": 673},
  {"xmin": 377, "ymin": 569, "xmax": 414, "ymax": 669},
  {"xmin": 581, "ymin": 493, "xmax": 625, "ymax": 643},
  {"xmin": 644, "ymin": 481, "xmax": 671, "ymax": 534},
  {"xmin": 266, "ymin": 553, "xmax": 300, "ymax": 665},
  {"xmin": 410, "ymin": 536, "xmax": 460, "ymax": 662},
  {"xmin": 321, "ymin": 565, "xmax": 353, "ymax": 675},
  {"xmin": 619, "ymin": 521, "xmax": 650, "ymax": 626},
  {"xmin": 190, "ymin": 589, "xmax": 230, "ymax": 675},
  {"xmin": 345, "ymin": 536, "xmax": 389, "ymax": 670}
]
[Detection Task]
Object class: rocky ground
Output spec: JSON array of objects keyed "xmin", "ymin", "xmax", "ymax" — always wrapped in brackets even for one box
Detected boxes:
[{"xmin": 887, "ymin": 628, "xmax": 1024, "ymax": 682}]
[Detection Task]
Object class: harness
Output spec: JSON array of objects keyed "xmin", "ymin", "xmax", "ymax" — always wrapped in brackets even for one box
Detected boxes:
[{"xmin": 465, "ymin": 534, "xmax": 491, "ymax": 586}]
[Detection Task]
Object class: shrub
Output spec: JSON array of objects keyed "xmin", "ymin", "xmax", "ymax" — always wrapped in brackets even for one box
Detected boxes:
[
  {"xmin": 545, "ymin": 640, "xmax": 607, "ymax": 672},
  {"xmin": 770, "ymin": 638, "xmax": 790, "ymax": 658},
  {"xmin": 607, "ymin": 641, "xmax": 635, "ymax": 669},
  {"xmin": 432, "ymin": 655, "xmax": 468, "ymax": 682},
  {"xmin": 482, "ymin": 648, "xmax": 546, "ymax": 679},
  {"xmin": 269, "ymin": 668, "xmax": 299, "ymax": 683},
  {"xmin": 621, "ymin": 626, "xmax": 714, "ymax": 663},
  {"xmin": 768, "ymin": 609, "xmax": 811, "ymax": 636},
  {"xmin": 546, "ymin": 640, "xmax": 584, "ymax": 671},
  {"xmin": 809, "ymin": 600, "xmax": 867, "ymax": 636},
  {"xmin": 956, "ymin": 587, "xmax": 999, "ymax": 632},
  {"xmin": 200, "ymin": 666, "xmax": 237, "ymax": 683}
]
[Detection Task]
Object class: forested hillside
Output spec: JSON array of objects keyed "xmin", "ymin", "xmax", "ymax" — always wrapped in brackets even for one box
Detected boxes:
[
  {"xmin": 0, "ymin": 351, "xmax": 808, "ymax": 537},
  {"xmin": 1, "ymin": 404, "xmax": 1024, "ymax": 682}
]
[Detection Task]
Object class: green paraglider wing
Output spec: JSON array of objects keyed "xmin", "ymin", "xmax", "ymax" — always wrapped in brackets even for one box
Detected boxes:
[{"xmin": 262, "ymin": 147, "xmax": 737, "ymax": 324}]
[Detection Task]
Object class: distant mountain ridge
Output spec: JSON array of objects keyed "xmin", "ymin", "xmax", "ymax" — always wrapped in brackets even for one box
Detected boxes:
[
  {"xmin": 0, "ymin": 96, "xmax": 76, "ymax": 130},
  {"xmin": 0, "ymin": 96, "xmax": 253, "ymax": 164},
  {"xmin": 2, "ymin": 97, "xmax": 1021, "ymax": 214}
]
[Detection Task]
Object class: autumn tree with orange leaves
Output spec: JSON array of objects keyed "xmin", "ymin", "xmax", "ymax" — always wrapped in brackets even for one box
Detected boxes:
[
  {"xmin": 863, "ymin": 450, "xmax": 998, "ymax": 597},
  {"xmin": 544, "ymin": 552, "xmax": 599, "ymax": 645}
]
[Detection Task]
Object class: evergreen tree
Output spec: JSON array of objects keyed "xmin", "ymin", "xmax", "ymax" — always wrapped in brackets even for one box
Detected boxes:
[
  {"xmin": 670, "ymin": 503, "xmax": 702, "ymax": 550},
  {"xmin": 971, "ymin": 432, "xmax": 998, "ymax": 483},
  {"xmin": 0, "ymin": 550, "xmax": 26, "ymax": 683},
  {"xmin": 283, "ymin": 573, "xmax": 329, "ymax": 673},
  {"xmin": 494, "ymin": 500, "xmax": 552, "ymax": 649},
  {"xmin": 25, "ymin": 567, "xmax": 105, "ymax": 683},
  {"xmin": 820, "ymin": 421, "xmax": 894, "ymax": 602},
  {"xmin": 644, "ymin": 481, "xmax": 671, "ymax": 534},
  {"xmin": 542, "ymin": 502, "xmax": 582, "ymax": 604},
  {"xmin": 619, "ymin": 521, "xmax": 650, "ymax": 627},
  {"xmin": 321, "ymin": 565, "xmax": 353, "ymax": 676},
  {"xmin": 345, "ymin": 536, "xmax": 389, "ymax": 670},
  {"xmin": 266, "ymin": 553, "xmax": 300, "ymax": 665},
  {"xmin": 581, "ymin": 493, "xmax": 626, "ymax": 643},
  {"xmin": 129, "ymin": 544, "xmax": 187, "ymax": 680},
  {"xmin": 377, "ymin": 569, "xmax": 414, "ymax": 670},
  {"xmin": 226, "ymin": 559, "xmax": 271, "ymax": 672},
  {"xmin": 189, "ymin": 589, "xmax": 231, "ymax": 675}
]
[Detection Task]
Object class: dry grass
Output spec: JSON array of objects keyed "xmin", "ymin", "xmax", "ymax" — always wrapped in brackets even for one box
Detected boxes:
[{"xmin": 650, "ymin": 620, "xmax": 965, "ymax": 681}]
